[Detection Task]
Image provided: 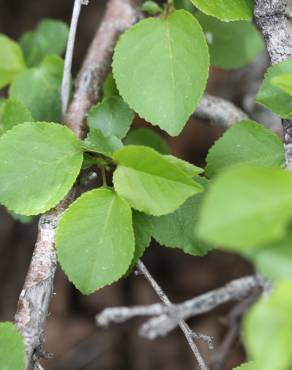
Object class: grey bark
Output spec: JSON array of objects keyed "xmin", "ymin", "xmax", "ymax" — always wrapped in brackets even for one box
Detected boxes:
[
  {"xmin": 97, "ymin": 274, "xmax": 268, "ymax": 340},
  {"xmin": 254, "ymin": 0, "xmax": 292, "ymax": 169},
  {"xmin": 194, "ymin": 94, "xmax": 248, "ymax": 128}
]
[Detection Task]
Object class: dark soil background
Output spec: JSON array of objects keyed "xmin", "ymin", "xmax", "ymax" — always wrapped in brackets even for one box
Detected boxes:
[{"xmin": 0, "ymin": 1, "xmax": 273, "ymax": 369}]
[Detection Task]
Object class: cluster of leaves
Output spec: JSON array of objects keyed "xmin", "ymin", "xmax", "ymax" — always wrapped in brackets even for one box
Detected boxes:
[{"xmin": 0, "ymin": 0, "xmax": 290, "ymax": 369}]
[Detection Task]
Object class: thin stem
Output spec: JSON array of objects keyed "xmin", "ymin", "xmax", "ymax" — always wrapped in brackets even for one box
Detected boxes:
[
  {"xmin": 61, "ymin": 0, "xmax": 89, "ymax": 116},
  {"xmin": 137, "ymin": 260, "xmax": 210, "ymax": 370},
  {"xmin": 100, "ymin": 166, "xmax": 107, "ymax": 186}
]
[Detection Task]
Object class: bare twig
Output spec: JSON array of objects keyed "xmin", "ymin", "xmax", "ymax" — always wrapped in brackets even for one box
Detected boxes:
[
  {"xmin": 209, "ymin": 295, "xmax": 259, "ymax": 370},
  {"xmin": 14, "ymin": 1, "xmax": 139, "ymax": 369},
  {"xmin": 136, "ymin": 260, "xmax": 210, "ymax": 370},
  {"xmin": 140, "ymin": 275, "xmax": 267, "ymax": 339},
  {"xmin": 96, "ymin": 275, "xmax": 268, "ymax": 341},
  {"xmin": 254, "ymin": 0, "xmax": 292, "ymax": 169},
  {"xmin": 194, "ymin": 94, "xmax": 248, "ymax": 128},
  {"xmin": 61, "ymin": 0, "xmax": 89, "ymax": 115}
]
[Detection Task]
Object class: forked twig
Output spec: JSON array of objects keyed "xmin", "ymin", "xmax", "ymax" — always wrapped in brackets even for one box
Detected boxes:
[{"xmin": 136, "ymin": 260, "xmax": 210, "ymax": 370}]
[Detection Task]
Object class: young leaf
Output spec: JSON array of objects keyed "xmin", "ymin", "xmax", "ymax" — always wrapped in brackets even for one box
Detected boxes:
[
  {"xmin": 88, "ymin": 96, "xmax": 134, "ymax": 139},
  {"xmin": 205, "ymin": 120, "xmax": 284, "ymax": 178},
  {"xmin": 83, "ymin": 129, "xmax": 123, "ymax": 156},
  {"xmin": 9, "ymin": 55, "xmax": 64, "ymax": 122},
  {"xmin": 113, "ymin": 146, "xmax": 203, "ymax": 216},
  {"xmin": 243, "ymin": 281, "xmax": 292, "ymax": 370},
  {"xmin": 56, "ymin": 188, "xmax": 135, "ymax": 294},
  {"xmin": 0, "ymin": 122, "xmax": 83, "ymax": 215},
  {"xmin": 124, "ymin": 128, "xmax": 170, "ymax": 154},
  {"xmin": 151, "ymin": 180, "xmax": 212, "ymax": 256},
  {"xmin": 113, "ymin": 10, "xmax": 209, "ymax": 136},
  {"xmin": 20, "ymin": 19, "xmax": 69, "ymax": 67},
  {"xmin": 196, "ymin": 13, "xmax": 263, "ymax": 70},
  {"xmin": 141, "ymin": 1, "xmax": 163, "ymax": 15},
  {"xmin": 0, "ymin": 322, "xmax": 25, "ymax": 370},
  {"xmin": 128, "ymin": 211, "xmax": 152, "ymax": 271},
  {"xmin": 191, "ymin": 0, "xmax": 253, "ymax": 21},
  {"xmin": 0, "ymin": 34, "xmax": 26, "ymax": 89},
  {"xmin": 164, "ymin": 155, "xmax": 203, "ymax": 177},
  {"xmin": 0, "ymin": 99, "xmax": 33, "ymax": 135},
  {"xmin": 256, "ymin": 60, "xmax": 292, "ymax": 119},
  {"xmin": 197, "ymin": 166, "xmax": 292, "ymax": 250},
  {"xmin": 271, "ymin": 73, "xmax": 292, "ymax": 96},
  {"xmin": 246, "ymin": 233, "xmax": 292, "ymax": 282}
]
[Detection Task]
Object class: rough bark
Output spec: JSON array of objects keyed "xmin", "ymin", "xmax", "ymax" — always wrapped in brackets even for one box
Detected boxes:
[
  {"xmin": 254, "ymin": 0, "xmax": 292, "ymax": 64},
  {"xmin": 254, "ymin": 0, "xmax": 292, "ymax": 169},
  {"xmin": 14, "ymin": 1, "xmax": 139, "ymax": 368}
]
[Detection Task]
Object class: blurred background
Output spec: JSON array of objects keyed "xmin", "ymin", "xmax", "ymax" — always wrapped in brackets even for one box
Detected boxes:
[{"xmin": 0, "ymin": 1, "xmax": 284, "ymax": 369}]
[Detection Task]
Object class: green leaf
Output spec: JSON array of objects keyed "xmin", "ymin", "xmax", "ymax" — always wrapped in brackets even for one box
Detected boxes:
[
  {"xmin": 246, "ymin": 232, "xmax": 292, "ymax": 282},
  {"xmin": 56, "ymin": 188, "xmax": 135, "ymax": 294},
  {"xmin": 151, "ymin": 179, "xmax": 212, "ymax": 256},
  {"xmin": 256, "ymin": 60, "xmax": 292, "ymax": 119},
  {"xmin": 0, "ymin": 322, "xmax": 25, "ymax": 370},
  {"xmin": 243, "ymin": 281, "xmax": 292, "ymax": 370},
  {"xmin": 164, "ymin": 155, "xmax": 203, "ymax": 177},
  {"xmin": 88, "ymin": 96, "xmax": 134, "ymax": 139},
  {"xmin": 128, "ymin": 211, "xmax": 152, "ymax": 271},
  {"xmin": 9, "ymin": 55, "xmax": 64, "ymax": 122},
  {"xmin": 0, "ymin": 122, "xmax": 83, "ymax": 215},
  {"xmin": 142, "ymin": 1, "xmax": 163, "ymax": 15},
  {"xmin": 196, "ymin": 13, "xmax": 263, "ymax": 70},
  {"xmin": 205, "ymin": 120, "xmax": 284, "ymax": 178},
  {"xmin": 271, "ymin": 73, "xmax": 292, "ymax": 96},
  {"xmin": 197, "ymin": 166, "xmax": 292, "ymax": 250},
  {"xmin": 191, "ymin": 0, "xmax": 253, "ymax": 21},
  {"xmin": 234, "ymin": 364, "xmax": 258, "ymax": 370},
  {"xmin": 0, "ymin": 34, "xmax": 26, "ymax": 89},
  {"xmin": 124, "ymin": 128, "xmax": 170, "ymax": 154},
  {"xmin": 113, "ymin": 145, "xmax": 203, "ymax": 216},
  {"xmin": 103, "ymin": 72, "xmax": 119, "ymax": 99},
  {"xmin": 174, "ymin": 0, "xmax": 195, "ymax": 12},
  {"xmin": 83, "ymin": 129, "xmax": 123, "ymax": 157},
  {"xmin": 20, "ymin": 19, "xmax": 69, "ymax": 67},
  {"xmin": 9, "ymin": 210, "xmax": 33, "ymax": 224},
  {"xmin": 0, "ymin": 99, "xmax": 33, "ymax": 135},
  {"xmin": 113, "ymin": 10, "xmax": 209, "ymax": 136}
]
